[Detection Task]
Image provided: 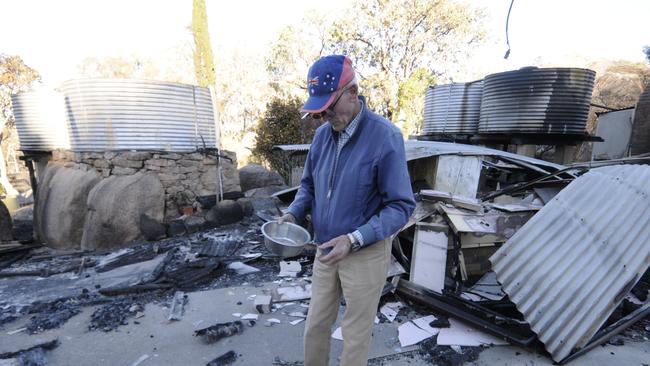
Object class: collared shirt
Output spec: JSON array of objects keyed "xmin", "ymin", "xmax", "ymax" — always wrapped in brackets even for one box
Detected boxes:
[{"xmin": 332, "ymin": 101, "xmax": 366, "ymax": 246}]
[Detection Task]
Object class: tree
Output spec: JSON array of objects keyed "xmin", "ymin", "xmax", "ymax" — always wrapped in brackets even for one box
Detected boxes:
[
  {"xmin": 78, "ymin": 55, "xmax": 160, "ymax": 79},
  {"xmin": 252, "ymin": 96, "xmax": 320, "ymax": 181},
  {"xmin": 266, "ymin": 17, "xmax": 329, "ymax": 98},
  {"xmin": 192, "ymin": 0, "xmax": 215, "ymax": 88},
  {"xmin": 397, "ymin": 68, "xmax": 435, "ymax": 135},
  {"xmin": 0, "ymin": 54, "xmax": 40, "ymax": 197},
  {"xmin": 644, "ymin": 46, "xmax": 650, "ymax": 63},
  {"xmin": 327, "ymin": 0, "xmax": 486, "ymax": 120}
]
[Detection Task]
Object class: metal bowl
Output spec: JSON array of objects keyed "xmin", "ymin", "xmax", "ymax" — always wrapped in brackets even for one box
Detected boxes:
[{"xmin": 261, "ymin": 221, "xmax": 311, "ymax": 258}]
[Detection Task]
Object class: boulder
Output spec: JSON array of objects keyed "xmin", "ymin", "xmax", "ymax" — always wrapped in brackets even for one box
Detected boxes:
[
  {"xmin": 0, "ymin": 200, "xmax": 12, "ymax": 242},
  {"xmin": 167, "ymin": 219, "xmax": 187, "ymax": 237},
  {"xmin": 81, "ymin": 172, "xmax": 164, "ymax": 251},
  {"xmin": 34, "ymin": 163, "xmax": 62, "ymax": 243},
  {"xmin": 238, "ymin": 164, "xmax": 284, "ymax": 192},
  {"xmin": 244, "ymin": 185, "xmax": 288, "ymax": 198},
  {"xmin": 205, "ymin": 200, "xmax": 243, "ymax": 226},
  {"xmin": 140, "ymin": 214, "xmax": 167, "ymax": 241},
  {"xmin": 12, "ymin": 205, "xmax": 33, "ymax": 242},
  {"xmin": 236, "ymin": 198, "xmax": 254, "ymax": 216},
  {"xmin": 183, "ymin": 215, "xmax": 207, "ymax": 233},
  {"xmin": 35, "ymin": 165, "xmax": 102, "ymax": 249}
]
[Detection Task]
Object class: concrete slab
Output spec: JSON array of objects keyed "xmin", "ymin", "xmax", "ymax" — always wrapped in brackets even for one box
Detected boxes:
[{"xmin": 1, "ymin": 280, "xmax": 649, "ymax": 365}]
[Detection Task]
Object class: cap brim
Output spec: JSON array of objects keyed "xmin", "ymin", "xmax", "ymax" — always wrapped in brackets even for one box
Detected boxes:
[{"xmin": 301, "ymin": 92, "xmax": 337, "ymax": 113}]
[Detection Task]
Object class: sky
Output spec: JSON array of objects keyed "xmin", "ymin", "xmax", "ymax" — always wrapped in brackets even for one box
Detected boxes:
[{"xmin": 1, "ymin": 0, "xmax": 648, "ymax": 86}]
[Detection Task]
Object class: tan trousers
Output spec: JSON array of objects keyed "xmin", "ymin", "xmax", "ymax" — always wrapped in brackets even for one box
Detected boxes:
[{"xmin": 304, "ymin": 238, "xmax": 391, "ymax": 366}]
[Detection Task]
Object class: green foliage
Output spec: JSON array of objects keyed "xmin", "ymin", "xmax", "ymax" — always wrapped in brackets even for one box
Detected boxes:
[
  {"xmin": 192, "ymin": 0, "xmax": 215, "ymax": 87},
  {"xmin": 1, "ymin": 54, "xmax": 40, "ymax": 128},
  {"xmin": 327, "ymin": 0, "xmax": 485, "ymax": 120},
  {"xmin": 398, "ymin": 68, "xmax": 435, "ymax": 136},
  {"xmin": 252, "ymin": 96, "xmax": 320, "ymax": 181},
  {"xmin": 645, "ymin": 46, "xmax": 650, "ymax": 63}
]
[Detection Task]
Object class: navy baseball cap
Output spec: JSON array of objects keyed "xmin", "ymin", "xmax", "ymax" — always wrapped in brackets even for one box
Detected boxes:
[{"xmin": 301, "ymin": 55, "xmax": 355, "ymax": 113}]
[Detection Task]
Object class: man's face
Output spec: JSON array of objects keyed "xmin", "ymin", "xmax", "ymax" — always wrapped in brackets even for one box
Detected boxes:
[{"xmin": 323, "ymin": 86, "xmax": 356, "ymax": 132}]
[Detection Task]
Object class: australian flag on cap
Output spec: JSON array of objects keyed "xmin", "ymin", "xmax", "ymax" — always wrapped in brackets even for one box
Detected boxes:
[{"xmin": 301, "ymin": 55, "xmax": 355, "ymax": 113}]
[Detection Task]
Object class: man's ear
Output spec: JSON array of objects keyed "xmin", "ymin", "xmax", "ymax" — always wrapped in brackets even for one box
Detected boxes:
[{"xmin": 348, "ymin": 84, "xmax": 359, "ymax": 98}]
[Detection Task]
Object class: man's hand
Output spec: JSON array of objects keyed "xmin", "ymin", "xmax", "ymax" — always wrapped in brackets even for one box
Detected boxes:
[
  {"xmin": 277, "ymin": 213, "xmax": 296, "ymax": 225},
  {"xmin": 318, "ymin": 235, "xmax": 352, "ymax": 265}
]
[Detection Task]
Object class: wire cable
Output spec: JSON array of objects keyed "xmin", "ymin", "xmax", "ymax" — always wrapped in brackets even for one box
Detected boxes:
[{"xmin": 504, "ymin": 0, "xmax": 515, "ymax": 59}]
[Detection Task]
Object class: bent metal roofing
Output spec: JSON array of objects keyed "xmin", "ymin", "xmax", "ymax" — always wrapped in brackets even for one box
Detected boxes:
[{"xmin": 490, "ymin": 164, "xmax": 650, "ymax": 362}]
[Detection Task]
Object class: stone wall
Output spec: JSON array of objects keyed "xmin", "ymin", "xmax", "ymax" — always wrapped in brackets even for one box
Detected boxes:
[{"xmin": 51, "ymin": 150, "xmax": 240, "ymax": 222}]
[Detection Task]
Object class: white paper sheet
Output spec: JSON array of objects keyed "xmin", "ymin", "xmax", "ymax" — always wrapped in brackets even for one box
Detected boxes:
[
  {"xmin": 332, "ymin": 327, "xmax": 343, "ymax": 340},
  {"xmin": 412, "ymin": 315, "xmax": 440, "ymax": 336},
  {"xmin": 398, "ymin": 321, "xmax": 434, "ymax": 347},
  {"xmin": 279, "ymin": 261, "xmax": 302, "ymax": 277},
  {"xmin": 380, "ymin": 301, "xmax": 404, "ymax": 322},
  {"xmin": 436, "ymin": 318, "xmax": 508, "ymax": 346}
]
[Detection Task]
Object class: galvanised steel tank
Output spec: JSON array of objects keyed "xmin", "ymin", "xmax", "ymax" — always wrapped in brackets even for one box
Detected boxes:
[
  {"xmin": 60, "ymin": 79, "xmax": 217, "ymax": 152},
  {"xmin": 422, "ymin": 80, "xmax": 483, "ymax": 134},
  {"xmin": 478, "ymin": 67, "xmax": 595, "ymax": 134},
  {"xmin": 11, "ymin": 88, "xmax": 71, "ymax": 151}
]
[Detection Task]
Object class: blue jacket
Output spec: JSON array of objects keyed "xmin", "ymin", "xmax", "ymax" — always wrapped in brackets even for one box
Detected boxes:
[{"xmin": 288, "ymin": 98, "xmax": 415, "ymax": 248}]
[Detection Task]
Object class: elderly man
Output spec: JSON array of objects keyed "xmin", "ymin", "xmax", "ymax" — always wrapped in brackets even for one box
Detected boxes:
[{"xmin": 279, "ymin": 55, "xmax": 415, "ymax": 366}]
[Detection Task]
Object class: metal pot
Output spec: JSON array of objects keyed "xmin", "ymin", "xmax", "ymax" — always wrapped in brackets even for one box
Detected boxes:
[{"xmin": 261, "ymin": 221, "xmax": 311, "ymax": 258}]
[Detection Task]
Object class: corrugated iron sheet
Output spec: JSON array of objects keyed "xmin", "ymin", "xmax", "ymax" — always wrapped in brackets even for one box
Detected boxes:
[
  {"xmin": 490, "ymin": 164, "xmax": 650, "ymax": 362},
  {"xmin": 404, "ymin": 140, "xmax": 566, "ymax": 171},
  {"xmin": 60, "ymin": 79, "xmax": 217, "ymax": 152},
  {"xmin": 277, "ymin": 141, "xmax": 566, "ymax": 171},
  {"xmin": 273, "ymin": 144, "xmax": 310, "ymax": 152}
]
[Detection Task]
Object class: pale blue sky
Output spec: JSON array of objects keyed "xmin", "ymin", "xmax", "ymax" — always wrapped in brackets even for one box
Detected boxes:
[{"xmin": 1, "ymin": 0, "xmax": 647, "ymax": 85}]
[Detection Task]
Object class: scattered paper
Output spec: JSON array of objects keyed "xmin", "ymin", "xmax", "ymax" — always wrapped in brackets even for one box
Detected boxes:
[
  {"xmin": 290, "ymin": 319, "xmax": 304, "ymax": 325},
  {"xmin": 241, "ymin": 313, "xmax": 259, "ymax": 320},
  {"xmin": 272, "ymin": 284, "xmax": 312, "ymax": 302},
  {"xmin": 267, "ymin": 318, "xmax": 281, "ymax": 324},
  {"xmin": 227, "ymin": 261, "xmax": 260, "ymax": 275},
  {"xmin": 387, "ymin": 256, "xmax": 406, "ymax": 277},
  {"xmin": 412, "ymin": 315, "xmax": 440, "ymax": 336},
  {"xmin": 279, "ymin": 261, "xmax": 302, "ymax": 277},
  {"xmin": 437, "ymin": 318, "xmax": 508, "ymax": 346},
  {"xmin": 332, "ymin": 327, "xmax": 343, "ymax": 341},
  {"xmin": 380, "ymin": 302, "xmax": 404, "ymax": 322},
  {"xmin": 232, "ymin": 313, "xmax": 242, "ymax": 317},
  {"xmin": 398, "ymin": 321, "xmax": 434, "ymax": 347},
  {"xmin": 288, "ymin": 312, "xmax": 307, "ymax": 318},
  {"xmin": 374, "ymin": 316, "xmax": 380, "ymax": 324}
]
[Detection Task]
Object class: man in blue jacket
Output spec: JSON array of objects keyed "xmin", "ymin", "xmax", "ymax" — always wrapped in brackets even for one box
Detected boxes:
[{"xmin": 279, "ymin": 55, "xmax": 415, "ymax": 366}]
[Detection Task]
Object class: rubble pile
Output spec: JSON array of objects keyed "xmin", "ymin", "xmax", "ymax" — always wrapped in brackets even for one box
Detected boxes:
[{"xmin": 1, "ymin": 141, "xmax": 650, "ymax": 364}]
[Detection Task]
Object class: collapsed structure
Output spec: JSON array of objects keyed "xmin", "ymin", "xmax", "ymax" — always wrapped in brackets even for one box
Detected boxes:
[{"xmin": 1, "ymin": 68, "xmax": 650, "ymax": 364}]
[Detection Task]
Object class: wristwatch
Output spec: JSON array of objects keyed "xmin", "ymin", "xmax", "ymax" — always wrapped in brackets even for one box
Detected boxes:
[{"xmin": 347, "ymin": 233, "xmax": 362, "ymax": 252}]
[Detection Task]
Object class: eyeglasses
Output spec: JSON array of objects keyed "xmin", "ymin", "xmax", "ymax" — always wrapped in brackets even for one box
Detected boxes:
[{"xmin": 310, "ymin": 87, "xmax": 349, "ymax": 120}]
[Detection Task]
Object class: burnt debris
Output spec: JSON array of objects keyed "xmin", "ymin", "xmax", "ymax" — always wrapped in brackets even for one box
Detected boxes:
[{"xmin": 194, "ymin": 321, "xmax": 244, "ymax": 343}]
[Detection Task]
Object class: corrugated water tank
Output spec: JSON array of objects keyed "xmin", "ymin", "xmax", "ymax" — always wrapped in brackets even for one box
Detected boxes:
[
  {"xmin": 422, "ymin": 81, "xmax": 483, "ymax": 134},
  {"xmin": 479, "ymin": 67, "xmax": 595, "ymax": 134},
  {"xmin": 11, "ymin": 88, "xmax": 71, "ymax": 151},
  {"xmin": 60, "ymin": 79, "xmax": 217, "ymax": 152}
]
